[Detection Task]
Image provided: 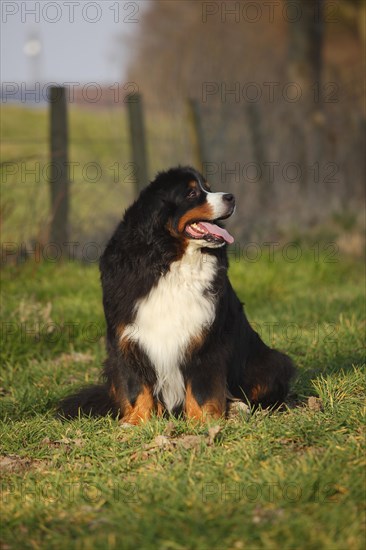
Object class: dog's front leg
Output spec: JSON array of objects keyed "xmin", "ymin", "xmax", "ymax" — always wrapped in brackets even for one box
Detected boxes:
[
  {"xmin": 184, "ymin": 375, "xmax": 226, "ymax": 421},
  {"xmin": 110, "ymin": 379, "xmax": 156, "ymax": 425},
  {"xmin": 121, "ymin": 385, "xmax": 156, "ymax": 425}
]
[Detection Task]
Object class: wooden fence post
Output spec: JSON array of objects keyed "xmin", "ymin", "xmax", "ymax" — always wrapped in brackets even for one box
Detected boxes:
[
  {"xmin": 187, "ymin": 98, "xmax": 208, "ymax": 173},
  {"xmin": 49, "ymin": 86, "xmax": 69, "ymax": 252},
  {"xmin": 246, "ymin": 103, "xmax": 268, "ymax": 204},
  {"xmin": 127, "ymin": 93, "xmax": 149, "ymax": 195}
]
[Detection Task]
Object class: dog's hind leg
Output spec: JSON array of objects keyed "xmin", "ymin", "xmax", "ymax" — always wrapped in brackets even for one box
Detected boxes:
[{"xmin": 245, "ymin": 350, "xmax": 296, "ymax": 408}]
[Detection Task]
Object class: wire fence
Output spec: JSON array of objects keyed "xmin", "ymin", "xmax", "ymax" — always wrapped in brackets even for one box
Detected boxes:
[{"xmin": 1, "ymin": 77, "xmax": 365, "ymax": 265}]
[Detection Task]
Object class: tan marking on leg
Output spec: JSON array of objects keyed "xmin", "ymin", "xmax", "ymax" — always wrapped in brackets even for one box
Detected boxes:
[
  {"xmin": 250, "ymin": 384, "xmax": 269, "ymax": 402},
  {"xmin": 185, "ymin": 383, "xmax": 225, "ymax": 422},
  {"xmin": 122, "ymin": 386, "xmax": 155, "ymax": 425}
]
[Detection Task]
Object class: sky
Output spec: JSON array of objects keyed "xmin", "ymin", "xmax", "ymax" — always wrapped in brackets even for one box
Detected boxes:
[{"xmin": 1, "ymin": 1, "xmax": 146, "ymax": 85}]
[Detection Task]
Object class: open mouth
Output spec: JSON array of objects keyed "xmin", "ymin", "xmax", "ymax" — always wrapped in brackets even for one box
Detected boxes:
[{"xmin": 184, "ymin": 220, "xmax": 234, "ymax": 244}]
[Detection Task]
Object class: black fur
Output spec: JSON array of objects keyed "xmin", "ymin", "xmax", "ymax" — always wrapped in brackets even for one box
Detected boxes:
[{"xmin": 58, "ymin": 167, "xmax": 295, "ymax": 422}]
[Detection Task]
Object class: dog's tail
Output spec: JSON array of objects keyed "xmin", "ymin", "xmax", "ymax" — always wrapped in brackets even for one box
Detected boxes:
[{"xmin": 57, "ymin": 384, "xmax": 118, "ymax": 419}]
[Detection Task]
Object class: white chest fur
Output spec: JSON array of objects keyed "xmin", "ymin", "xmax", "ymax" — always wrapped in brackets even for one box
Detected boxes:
[{"xmin": 121, "ymin": 247, "xmax": 217, "ymax": 411}]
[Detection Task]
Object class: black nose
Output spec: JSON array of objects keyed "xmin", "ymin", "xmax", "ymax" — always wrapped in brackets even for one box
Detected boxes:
[{"xmin": 223, "ymin": 193, "xmax": 235, "ymax": 205}]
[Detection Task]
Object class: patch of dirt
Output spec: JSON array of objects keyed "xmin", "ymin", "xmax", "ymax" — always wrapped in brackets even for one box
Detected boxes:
[
  {"xmin": 278, "ymin": 438, "xmax": 325, "ymax": 455},
  {"xmin": 0, "ymin": 454, "xmax": 50, "ymax": 472},
  {"xmin": 130, "ymin": 425, "xmax": 223, "ymax": 460},
  {"xmin": 52, "ymin": 352, "xmax": 94, "ymax": 366},
  {"xmin": 15, "ymin": 298, "xmax": 53, "ymax": 325}
]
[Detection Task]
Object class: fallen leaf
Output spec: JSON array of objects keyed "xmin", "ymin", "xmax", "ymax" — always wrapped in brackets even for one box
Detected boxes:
[
  {"xmin": 307, "ymin": 396, "xmax": 323, "ymax": 412},
  {"xmin": 42, "ymin": 437, "xmax": 84, "ymax": 449},
  {"xmin": 176, "ymin": 435, "xmax": 203, "ymax": 450},
  {"xmin": 207, "ymin": 425, "xmax": 222, "ymax": 445},
  {"xmin": 227, "ymin": 400, "xmax": 251, "ymax": 420},
  {"xmin": 55, "ymin": 437, "xmax": 72, "ymax": 445},
  {"xmin": 145, "ymin": 435, "xmax": 172, "ymax": 450}
]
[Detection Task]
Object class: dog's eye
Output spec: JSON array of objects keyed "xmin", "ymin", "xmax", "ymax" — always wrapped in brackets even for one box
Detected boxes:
[{"xmin": 187, "ymin": 189, "xmax": 199, "ymax": 199}]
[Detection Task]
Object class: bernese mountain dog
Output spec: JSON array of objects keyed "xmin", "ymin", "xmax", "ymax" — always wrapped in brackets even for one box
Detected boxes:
[{"xmin": 59, "ymin": 166, "xmax": 295, "ymax": 423}]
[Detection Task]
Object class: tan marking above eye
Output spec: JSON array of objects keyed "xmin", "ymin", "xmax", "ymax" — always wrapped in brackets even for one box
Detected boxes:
[{"xmin": 188, "ymin": 180, "xmax": 198, "ymax": 189}]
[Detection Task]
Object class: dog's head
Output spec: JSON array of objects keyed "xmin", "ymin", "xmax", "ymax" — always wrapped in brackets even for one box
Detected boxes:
[{"xmin": 139, "ymin": 166, "xmax": 235, "ymax": 248}]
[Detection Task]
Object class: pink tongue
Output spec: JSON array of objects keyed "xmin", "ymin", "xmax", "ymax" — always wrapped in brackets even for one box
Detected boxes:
[{"xmin": 199, "ymin": 222, "xmax": 234, "ymax": 244}]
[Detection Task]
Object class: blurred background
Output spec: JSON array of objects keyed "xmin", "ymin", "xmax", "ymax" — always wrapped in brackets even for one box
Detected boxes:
[{"xmin": 1, "ymin": 0, "xmax": 365, "ymax": 261}]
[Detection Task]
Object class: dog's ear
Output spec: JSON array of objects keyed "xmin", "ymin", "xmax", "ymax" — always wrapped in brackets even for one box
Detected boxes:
[{"xmin": 133, "ymin": 192, "xmax": 172, "ymax": 242}]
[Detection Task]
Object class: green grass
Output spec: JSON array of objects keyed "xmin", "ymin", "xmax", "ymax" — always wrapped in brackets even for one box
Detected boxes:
[{"xmin": 1, "ymin": 253, "xmax": 365, "ymax": 550}]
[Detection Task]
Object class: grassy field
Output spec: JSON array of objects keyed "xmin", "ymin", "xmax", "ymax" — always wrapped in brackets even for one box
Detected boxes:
[{"xmin": 0, "ymin": 251, "xmax": 365, "ymax": 550}]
